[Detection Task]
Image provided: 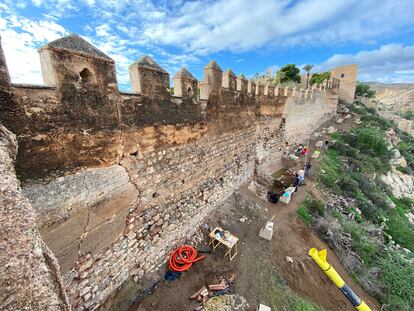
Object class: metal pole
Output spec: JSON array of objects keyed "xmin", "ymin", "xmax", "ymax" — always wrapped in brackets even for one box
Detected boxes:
[{"xmin": 309, "ymin": 248, "xmax": 372, "ymax": 311}]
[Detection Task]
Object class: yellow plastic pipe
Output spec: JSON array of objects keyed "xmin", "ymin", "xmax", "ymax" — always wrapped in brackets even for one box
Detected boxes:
[{"xmin": 309, "ymin": 248, "xmax": 372, "ymax": 311}]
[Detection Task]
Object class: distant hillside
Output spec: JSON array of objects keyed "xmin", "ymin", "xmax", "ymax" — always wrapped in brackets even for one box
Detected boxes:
[{"xmin": 365, "ymin": 82, "xmax": 414, "ymax": 112}]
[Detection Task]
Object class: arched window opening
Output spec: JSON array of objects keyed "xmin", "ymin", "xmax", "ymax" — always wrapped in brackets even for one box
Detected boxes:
[
  {"xmin": 79, "ymin": 68, "xmax": 94, "ymax": 83},
  {"xmin": 187, "ymin": 85, "xmax": 194, "ymax": 96}
]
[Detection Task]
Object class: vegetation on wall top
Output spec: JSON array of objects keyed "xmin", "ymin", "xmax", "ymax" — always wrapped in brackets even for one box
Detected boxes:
[
  {"xmin": 310, "ymin": 72, "xmax": 331, "ymax": 86},
  {"xmin": 276, "ymin": 64, "xmax": 301, "ymax": 84}
]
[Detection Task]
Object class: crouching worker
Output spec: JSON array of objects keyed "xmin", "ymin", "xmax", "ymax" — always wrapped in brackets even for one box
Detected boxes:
[
  {"xmin": 305, "ymin": 160, "xmax": 312, "ymax": 176},
  {"xmin": 268, "ymin": 191, "xmax": 279, "ymax": 203}
]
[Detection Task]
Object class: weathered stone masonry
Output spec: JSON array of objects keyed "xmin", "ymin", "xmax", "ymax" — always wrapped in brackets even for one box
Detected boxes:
[{"xmin": 0, "ymin": 34, "xmax": 345, "ymax": 310}]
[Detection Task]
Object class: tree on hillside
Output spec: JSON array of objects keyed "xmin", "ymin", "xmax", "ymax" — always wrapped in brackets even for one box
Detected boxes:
[
  {"xmin": 310, "ymin": 72, "xmax": 331, "ymax": 86},
  {"xmin": 355, "ymin": 82, "xmax": 376, "ymax": 98},
  {"xmin": 276, "ymin": 64, "xmax": 301, "ymax": 84},
  {"xmin": 302, "ymin": 64, "xmax": 313, "ymax": 89}
]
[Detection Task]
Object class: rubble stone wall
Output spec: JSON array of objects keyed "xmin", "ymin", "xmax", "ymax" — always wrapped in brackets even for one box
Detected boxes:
[
  {"xmin": 284, "ymin": 91, "xmax": 338, "ymax": 143},
  {"xmin": 2, "ymin": 87, "xmax": 335, "ymax": 311},
  {"xmin": 0, "ymin": 35, "xmax": 340, "ymax": 311}
]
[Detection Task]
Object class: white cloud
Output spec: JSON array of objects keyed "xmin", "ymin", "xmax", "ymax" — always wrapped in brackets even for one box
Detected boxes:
[
  {"xmin": 1, "ymin": 14, "xmax": 67, "ymax": 84},
  {"xmin": 32, "ymin": 0, "xmax": 43, "ymax": 7},
  {"xmin": 2, "ymin": 0, "xmax": 414, "ymax": 88},
  {"xmin": 95, "ymin": 24, "xmax": 111, "ymax": 37},
  {"xmin": 4, "ymin": 0, "xmax": 414, "ymax": 54},
  {"xmin": 315, "ymin": 44, "xmax": 414, "ymax": 83},
  {"xmin": 136, "ymin": 0, "xmax": 414, "ymax": 54}
]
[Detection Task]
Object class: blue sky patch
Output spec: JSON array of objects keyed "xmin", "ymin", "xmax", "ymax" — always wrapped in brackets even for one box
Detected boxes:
[{"xmin": 1, "ymin": 0, "xmax": 414, "ymax": 90}]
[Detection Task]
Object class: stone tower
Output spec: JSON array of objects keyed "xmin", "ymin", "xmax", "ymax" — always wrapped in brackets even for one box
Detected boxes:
[
  {"xmin": 256, "ymin": 81, "xmax": 264, "ymax": 96},
  {"xmin": 330, "ymin": 64, "xmax": 358, "ymax": 104},
  {"xmin": 264, "ymin": 83, "xmax": 275, "ymax": 96},
  {"xmin": 199, "ymin": 60, "xmax": 222, "ymax": 100},
  {"xmin": 247, "ymin": 79, "xmax": 256, "ymax": 95},
  {"xmin": 38, "ymin": 34, "xmax": 118, "ymax": 91},
  {"xmin": 173, "ymin": 67, "xmax": 198, "ymax": 98},
  {"xmin": 222, "ymin": 69, "xmax": 237, "ymax": 91},
  {"xmin": 237, "ymin": 74, "xmax": 248, "ymax": 93},
  {"xmin": 129, "ymin": 55, "xmax": 170, "ymax": 97}
]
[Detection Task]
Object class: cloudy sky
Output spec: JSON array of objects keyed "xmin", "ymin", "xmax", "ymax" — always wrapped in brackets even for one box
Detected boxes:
[{"xmin": 1, "ymin": 0, "xmax": 414, "ymax": 90}]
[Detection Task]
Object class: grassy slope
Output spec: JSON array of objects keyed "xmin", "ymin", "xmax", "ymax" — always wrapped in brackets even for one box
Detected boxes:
[{"xmin": 299, "ymin": 102, "xmax": 414, "ymax": 310}]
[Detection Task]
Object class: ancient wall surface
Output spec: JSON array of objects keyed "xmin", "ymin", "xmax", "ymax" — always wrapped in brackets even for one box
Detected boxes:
[
  {"xmin": 284, "ymin": 88, "xmax": 338, "ymax": 143},
  {"xmin": 0, "ymin": 34, "xmax": 341, "ymax": 311},
  {"xmin": 0, "ymin": 124, "xmax": 70, "ymax": 311}
]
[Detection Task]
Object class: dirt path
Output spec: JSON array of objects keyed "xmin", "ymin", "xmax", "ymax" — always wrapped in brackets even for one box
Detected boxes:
[
  {"xmin": 239, "ymin": 181, "xmax": 379, "ymax": 311},
  {"xmin": 128, "ymin": 115, "xmax": 380, "ymax": 311}
]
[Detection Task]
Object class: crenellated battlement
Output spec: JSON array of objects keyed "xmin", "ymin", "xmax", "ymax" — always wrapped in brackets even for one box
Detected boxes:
[
  {"xmin": 7, "ymin": 34, "xmax": 341, "ymax": 105},
  {"xmin": 222, "ymin": 68, "xmax": 237, "ymax": 90},
  {"xmin": 173, "ymin": 67, "xmax": 198, "ymax": 98},
  {"xmin": 0, "ymin": 33, "xmax": 342, "ymax": 181},
  {"xmin": 129, "ymin": 55, "xmax": 170, "ymax": 97},
  {"xmin": 38, "ymin": 34, "xmax": 118, "ymax": 92}
]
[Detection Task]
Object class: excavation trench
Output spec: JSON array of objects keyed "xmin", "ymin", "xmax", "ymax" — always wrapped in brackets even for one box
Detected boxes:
[{"xmin": 101, "ymin": 117, "xmax": 380, "ymax": 311}]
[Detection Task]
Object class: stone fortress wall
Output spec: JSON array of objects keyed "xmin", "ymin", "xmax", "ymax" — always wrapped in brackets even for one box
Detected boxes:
[{"xmin": 0, "ymin": 34, "xmax": 351, "ymax": 310}]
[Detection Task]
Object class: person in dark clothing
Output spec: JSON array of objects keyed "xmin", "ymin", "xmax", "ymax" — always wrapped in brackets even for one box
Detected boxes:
[
  {"xmin": 295, "ymin": 145, "xmax": 303, "ymax": 156},
  {"xmin": 268, "ymin": 191, "xmax": 279, "ymax": 203},
  {"xmin": 305, "ymin": 160, "xmax": 312, "ymax": 176},
  {"xmin": 293, "ymin": 174, "xmax": 300, "ymax": 192}
]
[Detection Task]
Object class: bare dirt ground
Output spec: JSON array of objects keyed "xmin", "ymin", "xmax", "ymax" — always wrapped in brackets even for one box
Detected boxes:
[{"xmin": 127, "ymin": 115, "xmax": 380, "ymax": 311}]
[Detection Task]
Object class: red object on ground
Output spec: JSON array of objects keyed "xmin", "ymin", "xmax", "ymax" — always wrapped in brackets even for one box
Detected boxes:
[{"xmin": 168, "ymin": 245, "xmax": 205, "ymax": 272}]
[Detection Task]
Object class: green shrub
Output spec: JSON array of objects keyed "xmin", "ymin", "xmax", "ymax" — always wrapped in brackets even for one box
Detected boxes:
[
  {"xmin": 266, "ymin": 274, "xmax": 326, "ymax": 311},
  {"xmin": 296, "ymin": 195, "xmax": 326, "ymax": 225},
  {"xmin": 297, "ymin": 206, "xmax": 312, "ymax": 223},
  {"xmin": 365, "ymin": 106, "xmax": 377, "ymax": 114},
  {"xmin": 398, "ymin": 141, "xmax": 414, "ymax": 171},
  {"xmin": 333, "ymin": 141, "xmax": 358, "ymax": 159},
  {"xmin": 355, "ymin": 82, "xmax": 376, "ymax": 98},
  {"xmin": 334, "ymin": 127, "xmax": 391, "ymax": 174},
  {"xmin": 349, "ymin": 104, "xmax": 368, "ymax": 115},
  {"xmin": 346, "ymin": 206, "xmax": 362, "ymax": 222},
  {"xmin": 332, "ymin": 210, "xmax": 343, "ymax": 220},
  {"xmin": 377, "ymin": 253, "xmax": 414, "ymax": 310},
  {"xmin": 308, "ymin": 198, "xmax": 326, "ymax": 216},
  {"xmin": 349, "ymin": 126, "xmax": 391, "ymax": 158},
  {"xmin": 338, "ymin": 174, "xmax": 359, "ymax": 197},
  {"xmin": 395, "ymin": 165, "xmax": 409, "ymax": 174},
  {"xmin": 341, "ymin": 221, "xmax": 379, "ymax": 265},
  {"xmin": 301, "ymin": 195, "xmax": 326, "ymax": 217},
  {"xmin": 317, "ymin": 150, "xmax": 342, "ymax": 192},
  {"xmin": 295, "ymin": 301, "xmax": 324, "ymax": 311},
  {"xmin": 399, "ymin": 110, "xmax": 414, "ymax": 120},
  {"xmin": 310, "ymin": 72, "xmax": 331, "ymax": 86},
  {"xmin": 361, "ymin": 114, "xmax": 394, "ymax": 131},
  {"xmin": 398, "ymin": 196, "xmax": 414, "ymax": 208},
  {"xmin": 355, "ymin": 194, "xmax": 378, "ymax": 221},
  {"xmin": 383, "ymin": 198, "xmax": 414, "ymax": 252},
  {"xmin": 350, "ymin": 172, "xmax": 375, "ymax": 194},
  {"xmin": 316, "ymin": 102, "xmax": 414, "ymax": 310}
]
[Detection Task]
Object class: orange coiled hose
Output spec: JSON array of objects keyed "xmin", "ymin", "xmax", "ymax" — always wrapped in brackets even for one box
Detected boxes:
[{"xmin": 168, "ymin": 245, "xmax": 205, "ymax": 272}]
